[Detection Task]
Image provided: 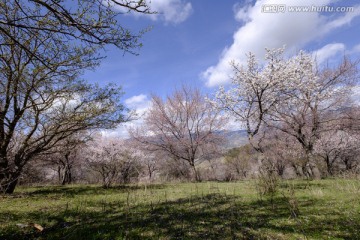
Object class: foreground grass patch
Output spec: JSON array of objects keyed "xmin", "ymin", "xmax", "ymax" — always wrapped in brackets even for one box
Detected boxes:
[{"xmin": 0, "ymin": 180, "xmax": 359, "ymax": 239}]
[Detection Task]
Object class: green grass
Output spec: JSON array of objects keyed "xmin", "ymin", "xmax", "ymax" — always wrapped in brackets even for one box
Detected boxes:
[{"xmin": 1, "ymin": 179, "xmax": 360, "ymax": 239}]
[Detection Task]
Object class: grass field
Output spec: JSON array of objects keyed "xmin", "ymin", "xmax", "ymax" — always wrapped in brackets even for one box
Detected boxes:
[{"xmin": 1, "ymin": 179, "xmax": 360, "ymax": 239}]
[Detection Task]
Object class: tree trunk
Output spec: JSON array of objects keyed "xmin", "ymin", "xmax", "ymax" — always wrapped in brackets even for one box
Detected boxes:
[
  {"xmin": 61, "ymin": 163, "xmax": 72, "ymax": 185},
  {"xmin": 291, "ymin": 163, "xmax": 302, "ymax": 177},
  {"xmin": 0, "ymin": 171, "xmax": 20, "ymax": 194},
  {"xmin": 148, "ymin": 166, "xmax": 153, "ymax": 181},
  {"xmin": 302, "ymin": 151, "xmax": 315, "ymax": 179},
  {"xmin": 190, "ymin": 163, "xmax": 201, "ymax": 182},
  {"xmin": 1, "ymin": 155, "xmax": 27, "ymax": 194},
  {"xmin": 325, "ymin": 156, "xmax": 333, "ymax": 176},
  {"xmin": 61, "ymin": 153, "xmax": 73, "ymax": 185},
  {"xmin": 57, "ymin": 165, "xmax": 62, "ymax": 183},
  {"xmin": 343, "ymin": 157, "xmax": 354, "ymax": 171}
]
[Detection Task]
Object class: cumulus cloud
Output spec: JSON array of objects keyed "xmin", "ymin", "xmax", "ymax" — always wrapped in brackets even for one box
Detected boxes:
[
  {"xmin": 106, "ymin": 94, "xmax": 152, "ymax": 138},
  {"xmin": 114, "ymin": 0, "xmax": 192, "ymax": 24},
  {"xmin": 323, "ymin": 5, "xmax": 360, "ymax": 31},
  {"xmin": 125, "ymin": 94, "xmax": 151, "ymax": 116},
  {"xmin": 150, "ymin": 0, "xmax": 193, "ymax": 24},
  {"xmin": 233, "ymin": 1, "xmax": 253, "ymax": 22},
  {"xmin": 125, "ymin": 94, "xmax": 148, "ymax": 108},
  {"xmin": 313, "ymin": 43, "xmax": 345, "ymax": 65},
  {"xmin": 202, "ymin": 0, "xmax": 360, "ymax": 87}
]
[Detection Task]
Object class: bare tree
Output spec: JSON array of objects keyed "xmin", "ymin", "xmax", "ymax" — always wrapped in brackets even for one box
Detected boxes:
[
  {"xmin": 0, "ymin": 12, "xmax": 128, "ymax": 193},
  {"xmin": 130, "ymin": 86, "xmax": 228, "ymax": 182},
  {"xmin": 140, "ymin": 152, "xmax": 159, "ymax": 182}
]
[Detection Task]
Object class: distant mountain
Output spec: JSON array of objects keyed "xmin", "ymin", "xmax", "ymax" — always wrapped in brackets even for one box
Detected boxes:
[{"xmin": 217, "ymin": 130, "xmax": 248, "ymax": 149}]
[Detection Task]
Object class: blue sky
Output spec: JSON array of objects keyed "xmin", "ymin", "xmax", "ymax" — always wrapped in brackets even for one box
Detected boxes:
[
  {"xmin": 84, "ymin": 1, "xmax": 240, "ymax": 96},
  {"xmin": 83, "ymin": 0, "xmax": 360, "ymax": 136}
]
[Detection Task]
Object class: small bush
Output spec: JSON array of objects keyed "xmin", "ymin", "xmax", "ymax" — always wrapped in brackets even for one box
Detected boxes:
[{"xmin": 255, "ymin": 163, "xmax": 279, "ymax": 201}]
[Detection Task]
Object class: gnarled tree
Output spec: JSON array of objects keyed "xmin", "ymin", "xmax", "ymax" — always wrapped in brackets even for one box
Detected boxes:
[
  {"xmin": 130, "ymin": 86, "xmax": 228, "ymax": 182},
  {"xmin": 0, "ymin": 5, "xmax": 129, "ymax": 193}
]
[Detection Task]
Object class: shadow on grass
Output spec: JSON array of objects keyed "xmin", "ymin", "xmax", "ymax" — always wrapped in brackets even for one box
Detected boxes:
[
  {"xmin": 278, "ymin": 181, "xmax": 326, "ymax": 190},
  {"xmin": 21, "ymin": 184, "xmax": 166, "ymax": 197},
  {"xmin": 1, "ymin": 191, "xmax": 359, "ymax": 240}
]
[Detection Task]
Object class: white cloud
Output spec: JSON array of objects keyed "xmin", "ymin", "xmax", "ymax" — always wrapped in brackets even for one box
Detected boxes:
[
  {"xmin": 115, "ymin": 0, "xmax": 193, "ymax": 24},
  {"xmin": 104, "ymin": 94, "xmax": 152, "ymax": 138},
  {"xmin": 313, "ymin": 43, "xmax": 345, "ymax": 65},
  {"xmin": 233, "ymin": 1, "xmax": 253, "ymax": 22},
  {"xmin": 150, "ymin": 0, "xmax": 193, "ymax": 24},
  {"xmin": 202, "ymin": 0, "xmax": 360, "ymax": 87},
  {"xmin": 125, "ymin": 94, "xmax": 148, "ymax": 107},
  {"xmin": 125, "ymin": 94, "xmax": 151, "ymax": 116},
  {"xmin": 322, "ymin": 5, "xmax": 360, "ymax": 31}
]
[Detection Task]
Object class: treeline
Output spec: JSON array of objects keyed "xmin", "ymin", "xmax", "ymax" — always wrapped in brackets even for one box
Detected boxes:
[
  {"xmin": 3, "ymin": 47, "xmax": 360, "ymax": 192},
  {"xmin": 1, "ymin": 1, "xmax": 360, "ymax": 193},
  {"xmin": 20, "ymin": 53, "xmax": 360, "ymax": 186},
  {"xmin": 19, "ymin": 129, "xmax": 360, "ymax": 188}
]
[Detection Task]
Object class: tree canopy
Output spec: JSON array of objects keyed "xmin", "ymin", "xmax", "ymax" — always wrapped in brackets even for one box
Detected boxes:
[
  {"xmin": 0, "ymin": 0, "xmax": 151, "ymax": 193},
  {"xmin": 0, "ymin": 0, "xmax": 152, "ymax": 67}
]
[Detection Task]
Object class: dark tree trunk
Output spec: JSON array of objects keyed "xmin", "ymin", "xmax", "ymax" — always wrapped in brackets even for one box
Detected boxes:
[
  {"xmin": 61, "ymin": 163, "xmax": 72, "ymax": 185},
  {"xmin": 0, "ymin": 154, "xmax": 24, "ymax": 194},
  {"xmin": 0, "ymin": 171, "xmax": 21, "ymax": 194},
  {"xmin": 190, "ymin": 162, "xmax": 201, "ymax": 182},
  {"xmin": 291, "ymin": 163, "xmax": 302, "ymax": 177},
  {"xmin": 61, "ymin": 153, "xmax": 73, "ymax": 185},
  {"xmin": 57, "ymin": 165, "xmax": 62, "ymax": 183},
  {"xmin": 148, "ymin": 165, "xmax": 153, "ymax": 180},
  {"xmin": 276, "ymin": 161, "xmax": 286, "ymax": 177},
  {"xmin": 343, "ymin": 157, "xmax": 355, "ymax": 171},
  {"xmin": 325, "ymin": 156, "xmax": 334, "ymax": 176}
]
